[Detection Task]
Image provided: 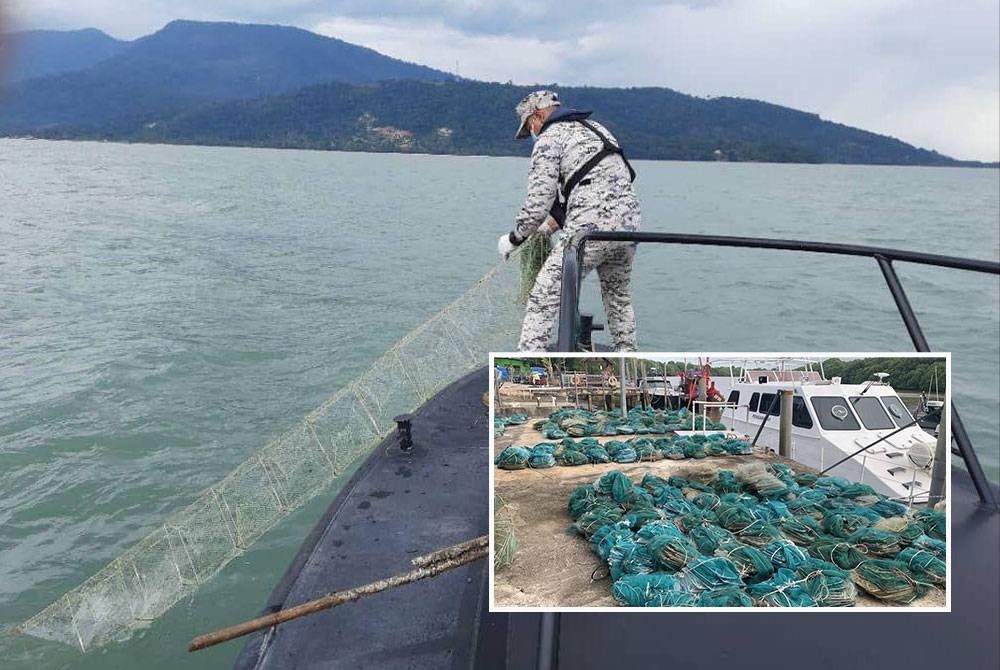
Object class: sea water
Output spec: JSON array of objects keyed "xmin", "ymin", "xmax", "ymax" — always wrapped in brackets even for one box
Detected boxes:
[{"xmin": 1, "ymin": 139, "xmax": 997, "ymax": 669}]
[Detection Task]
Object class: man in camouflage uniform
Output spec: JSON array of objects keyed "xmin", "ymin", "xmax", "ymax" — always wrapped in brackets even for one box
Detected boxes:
[{"xmin": 498, "ymin": 90, "xmax": 640, "ymax": 352}]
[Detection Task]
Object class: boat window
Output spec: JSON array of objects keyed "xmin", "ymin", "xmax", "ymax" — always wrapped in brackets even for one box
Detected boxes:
[
  {"xmin": 748, "ymin": 392, "xmax": 760, "ymax": 412},
  {"xmin": 880, "ymin": 396, "xmax": 914, "ymax": 426},
  {"xmin": 727, "ymin": 390, "xmax": 740, "ymax": 404},
  {"xmin": 759, "ymin": 393, "xmax": 780, "ymax": 415},
  {"xmin": 792, "ymin": 396, "xmax": 813, "ymax": 429},
  {"xmin": 850, "ymin": 396, "xmax": 895, "ymax": 430},
  {"xmin": 810, "ymin": 396, "xmax": 861, "ymax": 430}
]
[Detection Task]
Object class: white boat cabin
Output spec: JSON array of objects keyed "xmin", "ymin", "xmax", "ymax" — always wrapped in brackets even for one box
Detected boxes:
[{"xmin": 720, "ymin": 372, "xmax": 939, "ymax": 503}]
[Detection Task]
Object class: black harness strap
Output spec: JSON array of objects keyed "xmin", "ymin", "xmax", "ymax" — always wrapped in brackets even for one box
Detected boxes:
[{"xmin": 560, "ymin": 119, "xmax": 636, "ymax": 202}]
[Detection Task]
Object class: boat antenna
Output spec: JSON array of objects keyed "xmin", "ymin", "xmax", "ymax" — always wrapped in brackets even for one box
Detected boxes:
[{"xmin": 860, "ymin": 372, "xmax": 890, "ymax": 395}]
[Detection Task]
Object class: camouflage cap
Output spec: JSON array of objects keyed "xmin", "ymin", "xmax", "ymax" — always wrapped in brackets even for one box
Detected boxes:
[{"xmin": 514, "ymin": 89, "xmax": 561, "ymax": 139}]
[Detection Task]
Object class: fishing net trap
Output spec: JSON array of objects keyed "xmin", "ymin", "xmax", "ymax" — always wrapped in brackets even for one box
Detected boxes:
[
  {"xmin": 565, "ymin": 464, "xmax": 947, "ymax": 608},
  {"xmin": 19, "ymin": 260, "xmax": 524, "ymax": 651}
]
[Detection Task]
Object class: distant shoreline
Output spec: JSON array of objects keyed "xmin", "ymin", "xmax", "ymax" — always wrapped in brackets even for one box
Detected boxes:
[{"xmin": 4, "ymin": 136, "xmax": 998, "ymax": 169}]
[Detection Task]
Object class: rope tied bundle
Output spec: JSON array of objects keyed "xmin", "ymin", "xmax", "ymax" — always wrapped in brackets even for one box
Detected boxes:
[{"xmin": 562, "ymin": 464, "xmax": 947, "ymax": 608}]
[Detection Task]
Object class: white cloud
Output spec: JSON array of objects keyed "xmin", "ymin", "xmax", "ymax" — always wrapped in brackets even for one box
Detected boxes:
[{"xmin": 312, "ymin": 17, "xmax": 561, "ymax": 83}]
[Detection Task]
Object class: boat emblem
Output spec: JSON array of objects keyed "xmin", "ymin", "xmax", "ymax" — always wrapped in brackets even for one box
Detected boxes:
[{"xmin": 831, "ymin": 405, "xmax": 849, "ymax": 420}]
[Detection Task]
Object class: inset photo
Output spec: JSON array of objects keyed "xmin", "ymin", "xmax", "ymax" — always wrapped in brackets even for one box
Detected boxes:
[{"xmin": 490, "ymin": 353, "xmax": 950, "ymax": 611}]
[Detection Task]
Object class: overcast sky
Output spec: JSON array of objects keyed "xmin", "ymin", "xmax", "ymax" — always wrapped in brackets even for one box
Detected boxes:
[{"xmin": 7, "ymin": 0, "xmax": 999, "ymax": 161}]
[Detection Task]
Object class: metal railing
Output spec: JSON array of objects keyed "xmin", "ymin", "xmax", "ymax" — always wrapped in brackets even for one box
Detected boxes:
[{"xmin": 555, "ymin": 231, "xmax": 1000, "ymax": 508}]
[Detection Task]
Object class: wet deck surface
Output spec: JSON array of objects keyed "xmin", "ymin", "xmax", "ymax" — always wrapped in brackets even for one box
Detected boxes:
[{"xmin": 236, "ymin": 369, "xmax": 491, "ymax": 670}]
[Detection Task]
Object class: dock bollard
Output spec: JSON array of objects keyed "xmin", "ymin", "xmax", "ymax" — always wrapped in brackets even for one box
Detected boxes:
[
  {"xmin": 778, "ymin": 390, "xmax": 793, "ymax": 458},
  {"xmin": 394, "ymin": 414, "xmax": 414, "ymax": 452}
]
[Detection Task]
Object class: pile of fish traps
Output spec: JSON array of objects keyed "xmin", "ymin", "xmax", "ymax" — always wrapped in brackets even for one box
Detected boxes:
[
  {"xmin": 533, "ymin": 407, "xmax": 726, "ymax": 440},
  {"xmin": 567, "ymin": 463, "xmax": 947, "ymax": 607},
  {"xmin": 494, "ymin": 413, "xmax": 529, "ymax": 437},
  {"xmin": 495, "ymin": 433, "xmax": 753, "ymax": 470}
]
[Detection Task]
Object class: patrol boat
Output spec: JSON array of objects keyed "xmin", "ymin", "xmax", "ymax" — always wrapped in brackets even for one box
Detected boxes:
[{"xmin": 719, "ymin": 367, "xmax": 936, "ymax": 501}]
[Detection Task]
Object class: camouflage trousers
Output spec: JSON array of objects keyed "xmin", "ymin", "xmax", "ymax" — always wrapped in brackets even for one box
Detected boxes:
[{"xmin": 518, "ymin": 240, "xmax": 637, "ymax": 352}]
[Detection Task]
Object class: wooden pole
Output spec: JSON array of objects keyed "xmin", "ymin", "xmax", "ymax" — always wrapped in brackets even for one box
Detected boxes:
[
  {"xmin": 411, "ymin": 535, "xmax": 488, "ymax": 567},
  {"xmin": 189, "ymin": 540, "xmax": 487, "ymax": 652}
]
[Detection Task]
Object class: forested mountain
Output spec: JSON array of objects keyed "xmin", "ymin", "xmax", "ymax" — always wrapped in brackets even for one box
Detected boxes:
[
  {"xmin": 0, "ymin": 28, "xmax": 126, "ymax": 83},
  {"xmin": 0, "ymin": 20, "xmax": 452, "ymax": 130},
  {"xmin": 0, "ymin": 20, "xmax": 992, "ymax": 167},
  {"xmin": 43, "ymin": 78, "xmax": 982, "ymax": 165}
]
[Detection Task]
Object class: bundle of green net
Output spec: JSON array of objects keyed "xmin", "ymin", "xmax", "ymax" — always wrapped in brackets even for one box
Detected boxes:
[
  {"xmin": 566, "ymin": 463, "xmax": 946, "ymax": 607},
  {"xmin": 533, "ymin": 407, "xmax": 726, "ymax": 440},
  {"xmin": 494, "ymin": 413, "xmax": 528, "ymax": 438},
  {"xmin": 518, "ymin": 233, "xmax": 552, "ymax": 303},
  {"xmin": 495, "ymin": 433, "xmax": 754, "ymax": 471},
  {"xmin": 494, "ymin": 496, "xmax": 518, "ymax": 571}
]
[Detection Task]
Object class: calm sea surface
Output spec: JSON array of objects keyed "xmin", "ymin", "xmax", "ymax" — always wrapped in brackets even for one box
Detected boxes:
[{"xmin": 1, "ymin": 139, "xmax": 998, "ymax": 668}]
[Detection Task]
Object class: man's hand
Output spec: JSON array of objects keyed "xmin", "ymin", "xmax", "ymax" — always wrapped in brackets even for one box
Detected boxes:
[{"xmin": 498, "ymin": 232, "xmax": 520, "ymax": 261}]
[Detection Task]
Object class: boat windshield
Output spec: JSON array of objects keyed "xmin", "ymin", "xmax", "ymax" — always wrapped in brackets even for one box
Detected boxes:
[
  {"xmin": 850, "ymin": 396, "xmax": 895, "ymax": 430},
  {"xmin": 880, "ymin": 395, "xmax": 915, "ymax": 426},
  {"xmin": 810, "ymin": 396, "xmax": 861, "ymax": 430}
]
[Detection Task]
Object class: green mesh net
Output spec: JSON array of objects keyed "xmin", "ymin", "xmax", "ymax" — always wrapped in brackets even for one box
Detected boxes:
[
  {"xmin": 796, "ymin": 558, "xmax": 857, "ymax": 607},
  {"xmin": 557, "ymin": 449, "xmax": 589, "ymax": 466},
  {"xmin": 518, "ymin": 233, "xmax": 552, "ymax": 303},
  {"xmin": 897, "ymin": 547, "xmax": 946, "ymax": 586},
  {"xmin": 846, "ymin": 527, "xmax": 903, "ymax": 556},
  {"xmin": 809, "ymin": 538, "xmax": 869, "ymax": 570},
  {"xmin": 494, "ymin": 496, "xmax": 518, "ymax": 571},
  {"xmin": 22, "ymin": 260, "xmax": 524, "ymax": 650},
  {"xmin": 494, "ymin": 446, "xmax": 530, "ymax": 470},
  {"xmin": 560, "ymin": 463, "xmax": 947, "ymax": 608},
  {"xmin": 852, "ymin": 559, "xmax": 929, "ymax": 604}
]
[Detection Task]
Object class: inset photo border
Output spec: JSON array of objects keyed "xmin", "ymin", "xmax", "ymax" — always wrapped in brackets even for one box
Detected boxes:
[{"xmin": 489, "ymin": 352, "xmax": 951, "ymax": 612}]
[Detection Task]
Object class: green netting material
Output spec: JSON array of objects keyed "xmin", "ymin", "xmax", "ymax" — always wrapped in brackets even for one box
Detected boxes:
[
  {"xmin": 852, "ymin": 559, "xmax": 929, "ymax": 604},
  {"xmin": 494, "ymin": 496, "xmax": 518, "ymax": 571},
  {"xmin": 22, "ymin": 261, "xmax": 525, "ymax": 650},
  {"xmin": 897, "ymin": 547, "xmax": 946, "ymax": 586},
  {"xmin": 563, "ymin": 464, "xmax": 947, "ymax": 608},
  {"xmin": 495, "ymin": 446, "xmax": 530, "ymax": 470},
  {"xmin": 497, "ymin": 427, "xmax": 753, "ymax": 472},
  {"xmin": 518, "ymin": 233, "xmax": 552, "ymax": 303}
]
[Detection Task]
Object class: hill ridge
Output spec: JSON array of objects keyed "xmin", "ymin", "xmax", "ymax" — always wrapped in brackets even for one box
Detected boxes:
[{"xmin": 1, "ymin": 20, "xmax": 993, "ymax": 167}]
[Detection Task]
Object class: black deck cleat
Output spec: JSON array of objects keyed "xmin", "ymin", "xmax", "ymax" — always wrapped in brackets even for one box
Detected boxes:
[{"xmin": 394, "ymin": 414, "xmax": 415, "ymax": 452}]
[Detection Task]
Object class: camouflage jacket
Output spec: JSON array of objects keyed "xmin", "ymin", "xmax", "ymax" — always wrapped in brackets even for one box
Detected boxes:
[{"xmin": 513, "ymin": 112, "xmax": 639, "ymax": 241}]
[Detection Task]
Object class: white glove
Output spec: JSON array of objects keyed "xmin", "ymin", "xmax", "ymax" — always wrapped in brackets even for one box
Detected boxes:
[{"xmin": 498, "ymin": 233, "xmax": 519, "ymax": 261}]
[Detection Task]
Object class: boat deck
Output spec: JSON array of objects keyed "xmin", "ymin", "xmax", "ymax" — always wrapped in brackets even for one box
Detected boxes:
[{"xmin": 235, "ymin": 369, "xmax": 494, "ymax": 670}]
